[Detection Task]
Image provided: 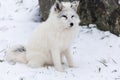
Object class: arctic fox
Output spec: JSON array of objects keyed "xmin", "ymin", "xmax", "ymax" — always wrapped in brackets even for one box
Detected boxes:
[{"xmin": 6, "ymin": 0, "xmax": 80, "ymax": 72}]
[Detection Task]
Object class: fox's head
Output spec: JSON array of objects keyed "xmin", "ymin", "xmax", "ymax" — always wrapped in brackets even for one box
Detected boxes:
[{"xmin": 48, "ymin": 0, "xmax": 80, "ymax": 30}]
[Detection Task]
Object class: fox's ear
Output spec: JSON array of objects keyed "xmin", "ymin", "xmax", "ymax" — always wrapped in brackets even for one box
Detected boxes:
[
  {"xmin": 54, "ymin": 0, "xmax": 63, "ymax": 12},
  {"xmin": 71, "ymin": 1, "xmax": 79, "ymax": 12}
]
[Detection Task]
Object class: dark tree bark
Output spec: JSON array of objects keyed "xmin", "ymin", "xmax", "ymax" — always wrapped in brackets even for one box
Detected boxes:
[
  {"xmin": 38, "ymin": 0, "xmax": 120, "ymax": 36},
  {"xmin": 38, "ymin": 0, "xmax": 70, "ymax": 21},
  {"xmin": 38, "ymin": 0, "xmax": 55, "ymax": 21},
  {"xmin": 78, "ymin": 0, "xmax": 120, "ymax": 36}
]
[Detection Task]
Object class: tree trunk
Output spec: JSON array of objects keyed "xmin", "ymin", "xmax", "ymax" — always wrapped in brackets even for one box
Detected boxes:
[
  {"xmin": 78, "ymin": 0, "xmax": 120, "ymax": 36},
  {"xmin": 38, "ymin": 0, "xmax": 120, "ymax": 36},
  {"xmin": 38, "ymin": 0, "xmax": 55, "ymax": 21},
  {"xmin": 38, "ymin": 0, "xmax": 70, "ymax": 21}
]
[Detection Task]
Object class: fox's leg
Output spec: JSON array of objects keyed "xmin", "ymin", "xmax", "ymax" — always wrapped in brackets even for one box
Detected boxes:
[
  {"xmin": 51, "ymin": 49, "xmax": 64, "ymax": 72},
  {"xmin": 64, "ymin": 49, "xmax": 74, "ymax": 67},
  {"xmin": 61, "ymin": 53, "xmax": 64, "ymax": 64}
]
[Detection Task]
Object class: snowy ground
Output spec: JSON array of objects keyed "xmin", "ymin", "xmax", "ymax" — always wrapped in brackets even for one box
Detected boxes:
[{"xmin": 0, "ymin": 0, "xmax": 120, "ymax": 80}]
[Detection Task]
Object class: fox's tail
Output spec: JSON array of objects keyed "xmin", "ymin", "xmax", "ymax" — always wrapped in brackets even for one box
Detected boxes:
[{"xmin": 6, "ymin": 45, "xmax": 28, "ymax": 64}]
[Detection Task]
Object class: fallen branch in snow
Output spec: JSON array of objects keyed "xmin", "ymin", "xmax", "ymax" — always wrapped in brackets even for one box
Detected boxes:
[
  {"xmin": 0, "ymin": 49, "xmax": 6, "ymax": 53},
  {"xmin": 98, "ymin": 67, "xmax": 101, "ymax": 72},
  {"xmin": 0, "ymin": 60, "xmax": 4, "ymax": 62},
  {"xmin": 111, "ymin": 58, "xmax": 117, "ymax": 64},
  {"xmin": 98, "ymin": 59, "xmax": 108, "ymax": 67}
]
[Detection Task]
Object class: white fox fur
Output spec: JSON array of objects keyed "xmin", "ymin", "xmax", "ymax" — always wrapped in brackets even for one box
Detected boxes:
[{"xmin": 6, "ymin": 0, "xmax": 80, "ymax": 72}]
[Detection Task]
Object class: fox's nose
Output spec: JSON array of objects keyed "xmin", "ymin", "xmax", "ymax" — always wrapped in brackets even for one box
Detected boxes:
[{"xmin": 70, "ymin": 23, "xmax": 74, "ymax": 27}]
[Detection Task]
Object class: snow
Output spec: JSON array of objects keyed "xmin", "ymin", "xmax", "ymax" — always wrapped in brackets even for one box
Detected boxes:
[{"xmin": 0, "ymin": 0, "xmax": 120, "ymax": 80}]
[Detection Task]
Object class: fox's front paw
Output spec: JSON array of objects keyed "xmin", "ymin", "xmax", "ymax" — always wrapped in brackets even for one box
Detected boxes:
[
  {"xmin": 55, "ymin": 66, "xmax": 64, "ymax": 72},
  {"xmin": 69, "ymin": 63, "xmax": 75, "ymax": 68}
]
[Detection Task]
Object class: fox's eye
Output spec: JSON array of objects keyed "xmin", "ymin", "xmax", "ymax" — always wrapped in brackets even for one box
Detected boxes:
[
  {"xmin": 71, "ymin": 15, "xmax": 74, "ymax": 18},
  {"xmin": 61, "ymin": 15, "xmax": 67, "ymax": 19}
]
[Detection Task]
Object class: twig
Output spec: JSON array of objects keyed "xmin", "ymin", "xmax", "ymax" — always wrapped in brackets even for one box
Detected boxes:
[
  {"xmin": 98, "ymin": 59, "xmax": 108, "ymax": 67},
  {"xmin": 0, "ymin": 49, "xmax": 6, "ymax": 53}
]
